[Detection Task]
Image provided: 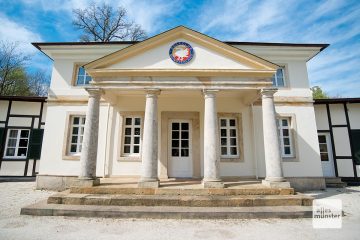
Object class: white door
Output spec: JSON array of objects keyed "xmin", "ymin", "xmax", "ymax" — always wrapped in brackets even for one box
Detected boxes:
[
  {"xmin": 168, "ymin": 120, "xmax": 192, "ymax": 178},
  {"xmin": 318, "ymin": 133, "xmax": 336, "ymax": 177}
]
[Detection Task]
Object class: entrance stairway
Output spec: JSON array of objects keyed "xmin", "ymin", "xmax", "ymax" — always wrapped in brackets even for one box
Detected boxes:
[{"xmin": 21, "ymin": 178, "xmax": 314, "ymax": 219}]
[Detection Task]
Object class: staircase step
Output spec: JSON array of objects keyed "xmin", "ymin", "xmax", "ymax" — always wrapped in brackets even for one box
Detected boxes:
[
  {"xmin": 326, "ymin": 182, "xmax": 347, "ymax": 188},
  {"xmin": 48, "ymin": 193, "xmax": 313, "ymax": 207},
  {"xmin": 325, "ymin": 177, "xmax": 345, "ymax": 184},
  {"xmin": 21, "ymin": 200, "xmax": 313, "ymax": 219},
  {"xmin": 70, "ymin": 187, "xmax": 294, "ymax": 196}
]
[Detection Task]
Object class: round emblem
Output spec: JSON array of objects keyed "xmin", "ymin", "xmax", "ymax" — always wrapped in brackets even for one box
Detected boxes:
[{"xmin": 169, "ymin": 42, "xmax": 194, "ymax": 64}]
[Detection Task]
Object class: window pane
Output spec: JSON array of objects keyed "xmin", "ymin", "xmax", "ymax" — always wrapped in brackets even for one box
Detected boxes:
[
  {"xmin": 20, "ymin": 130, "xmax": 29, "ymax": 138},
  {"xmin": 230, "ymin": 129, "xmax": 236, "ymax": 137},
  {"xmin": 181, "ymin": 131, "xmax": 189, "ymax": 139},
  {"xmin": 124, "ymin": 146, "xmax": 130, "ymax": 153},
  {"xmin": 172, "ymin": 148, "xmax": 179, "ymax": 157},
  {"xmin": 172, "ymin": 131, "xmax": 179, "ymax": 139},
  {"xmin": 125, "ymin": 128, "xmax": 131, "ymax": 135},
  {"xmin": 230, "ymin": 138, "xmax": 237, "ymax": 146},
  {"xmin": 6, "ymin": 148, "xmax": 15, "ymax": 156},
  {"xmin": 125, "ymin": 137, "xmax": 131, "ymax": 144},
  {"xmin": 172, "ymin": 140, "xmax": 179, "ymax": 147},
  {"xmin": 319, "ymin": 144, "xmax": 328, "ymax": 153},
  {"xmin": 80, "ymin": 127, "xmax": 84, "ymax": 135},
  {"xmin": 9, "ymin": 130, "xmax": 18, "ymax": 138},
  {"xmin": 134, "ymin": 128, "xmax": 141, "ymax": 135},
  {"xmin": 221, "ymin": 147, "xmax": 227, "ymax": 155},
  {"xmin": 229, "ymin": 119, "xmax": 236, "ymax": 126},
  {"xmin": 282, "ymin": 129, "xmax": 289, "ymax": 136},
  {"xmin": 181, "ymin": 123, "xmax": 189, "ymax": 130},
  {"xmin": 283, "ymin": 137, "xmax": 290, "ymax": 146},
  {"xmin": 321, "ymin": 153, "xmax": 329, "ymax": 161},
  {"xmin": 7, "ymin": 139, "xmax": 17, "ymax": 147},
  {"xmin": 134, "ymin": 137, "xmax": 140, "ymax": 144},
  {"xmin": 220, "ymin": 119, "xmax": 227, "ymax": 127},
  {"xmin": 134, "ymin": 118, "xmax": 141, "ymax": 125},
  {"xmin": 276, "ymin": 69, "xmax": 284, "ymax": 87},
  {"xmin": 17, "ymin": 148, "xmax": 27, "ymax": 157},
  {"xmin": 221, "ymin": 129, "xmax": 226, "ymax": 137},
  {"xmin": 230, "ymin": 147, "xmax": 237, "ymax": 155},
  {"xmin": 181, "ymin": 140, "xmax": 189, "ymax": 148},
  {"xmin": 284, "ymin": 147, "xmax": 291, "ymax": 155},
  {"xmin": 81, "ymin": 117, "xmax": 86, "ymax": 124},
  {"xmin": 172, "ymin": 123, "xmax": 179, "ymax": 130},
  {"xmin": 70, "ymin": 144, "xmax": 77, "ymax": 153},
  {"xmin": 72, "ymin": 127, "xmax": 78, "ymax": 134},
  {"xmin": 19, "ymin": 139, "xmax": 28, "ymax": 147},
  {"xmin": 73, "ymin": 117, "xmax": 79, "ymax": 124},
  {"xmin": 85, "ymin": 76, "xmax": 92, "ymax": 84},
  {"xmin": 181, "ymin": 149, "xmax": 189, "ymax": 157},
  {"xmin": 282, "ymin": 119, "xmax": 288, "ymax": 127},
  {"xmin": 78, "ymin": 67, "xmax": 85, "ymax": 75},
  {"xmin": 318, "ymin": 135, "xmax": 326, "ymax": 144},
  {"xmin": 221, "ymin": 138, "xmax": 227, "ymax": 145},
  {"xmin": 133, "ymin": 146, "xmax": 139, "ymax": 153},
  {"xmin": 125, "ymin": 118, "xmax": 132, "ymax": 125}
]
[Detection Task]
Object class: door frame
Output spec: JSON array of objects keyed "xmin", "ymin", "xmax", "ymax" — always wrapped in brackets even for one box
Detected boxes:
[
  {"xmin": 160, "ymin": 112, "xmax": 200, "ymax": 179},
  {"xmin": 318, "ymin": 132, "xmax": 336, "ymax": 177},
  {"xmin": 168, "ymin": 119, "xmax": 193, "ymax": 178}
]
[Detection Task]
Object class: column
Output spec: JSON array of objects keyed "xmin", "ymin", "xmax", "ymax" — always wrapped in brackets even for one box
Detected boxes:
[
  {"xmin": 138, "ymin": 89, "xmax": 161, "ymax": 188},
  {"xmin": 202, "ymin": 89, "xmax": 223, "ymax": 188},
  {"xmin": 76, "ymin": 87, "xmax": 103, "ymax": 187},
  {"xmin": 261, "ymin": 88, "xmax": 290, "ymax": 188}
]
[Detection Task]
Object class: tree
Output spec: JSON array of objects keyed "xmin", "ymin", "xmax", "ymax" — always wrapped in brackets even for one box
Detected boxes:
[
  {"xmin": 0, "ymin": 41, "xmax": 30, "ymax": 96},
  {"xmin": 311, "ymin": 86, "xmax": 329, "ymax": 99},
  {"xmin": 27, "ymin": 70, "xmax": 50, "ymax": 97},
  {"xmin": 73, "ymin": 3, "xmax": 147, "ymax": 42}
]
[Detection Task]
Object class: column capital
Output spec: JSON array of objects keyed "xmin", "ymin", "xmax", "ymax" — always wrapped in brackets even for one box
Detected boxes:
[
  {"xmin": 261, "ymin": 88, "xmax": 278, "ymax": 98},
  {"xmin": 85, "ymin": 87, "xmax": 103, "ymax": 97},
  {"xmin": 202, "ymin": 89, "xmax": 219, "ymax": 98},
  {"xmin": 145, "ymin": 89, "xmax": 161, "ymax": 97}
]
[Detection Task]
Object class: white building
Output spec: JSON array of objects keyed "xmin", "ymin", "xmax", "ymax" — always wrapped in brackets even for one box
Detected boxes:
[{"xmin": 14, "ymin": 26, "xmax": 338, "ymax": 190}]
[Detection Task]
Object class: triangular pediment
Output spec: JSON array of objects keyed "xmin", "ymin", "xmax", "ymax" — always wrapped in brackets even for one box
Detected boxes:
[{"xmin": 85, "ymin": 26, "xmax": 278, "ymax": 77}]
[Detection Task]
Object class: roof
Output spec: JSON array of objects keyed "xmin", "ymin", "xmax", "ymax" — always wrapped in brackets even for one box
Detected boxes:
[
  {"xmin": 314, "ymin": 98, "xmax": 360, "ymax": 104},
  {"xmin": 0, "ymin": 96, "xmax": 47, "ymax": 102}
]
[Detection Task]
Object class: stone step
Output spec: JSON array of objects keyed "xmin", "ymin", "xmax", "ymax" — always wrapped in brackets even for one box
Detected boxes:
[
  {"xmin": 21, "ymin": 200, "xmax": 313, "ymax": 219},
  {"xmin": 325, "ymin": 177, "xmax": 345, "ymax": 184},
  {"xmin": 70, "ymin": 187, "xmax": 295, "ymax": 196},
  {"xmin": 326, "ymin": 182, "xmax": 347, "ymax": 188},
  {"xmin": 48, "ymin": 193, "xmax": 312, "ymax": 207}
]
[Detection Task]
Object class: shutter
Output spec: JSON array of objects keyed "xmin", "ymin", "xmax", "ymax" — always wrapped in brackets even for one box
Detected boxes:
[
  {"xmin": 27, "ymin": 129, "xmax": 44, "ymax": 160},
  {"xmin": 0, "ymin": 128, "xmax": 5, "ymax": 154},
  {"xmin": 351, "ymin": 130, "xmax": 360, "ymax": 165}
]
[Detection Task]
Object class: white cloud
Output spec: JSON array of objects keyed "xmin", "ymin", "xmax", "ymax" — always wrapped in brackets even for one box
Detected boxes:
[{"xmin": 0, "ymin": 14, "xmax": 42, "ymax": 54}]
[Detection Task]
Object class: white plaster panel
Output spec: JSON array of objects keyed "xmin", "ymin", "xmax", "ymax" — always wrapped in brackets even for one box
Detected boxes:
[
  {"xmin": 108, "ymin": 39, "xmax": 252, "ymax": 70},
  {"xmin": 329, "ymin": 104, "xmax": 346, "ymax": 125},
  {"xmin": 11, "ymin": 101, "xmax": 41, "ymax": 115},
  {"xmin": 314, "ymin": 105, "xmax": 329, "ymax": 130},
  {"xmin": 0, "ymin": 101, "xmax": 9, "ymax": 121},
  {"xmin": 0, "ymin": 161, "xmax": 25, "ymax": 176},
  {"xmin": 8, "ymin": 117, "xmax": 32, "ymax": 127},
  {"xmin": 348, "ymin": 103, "xmax": 360, "ymax": 129},
  {"xmin": 333, "ymin": 127, "xmax": 351, "ymax": 156},
  {"xmin": 337, "ymin": 159, "xmax": 355, "ymax": 177}
]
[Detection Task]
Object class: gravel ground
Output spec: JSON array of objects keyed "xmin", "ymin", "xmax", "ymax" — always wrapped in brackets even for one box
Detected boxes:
[{"xmin": 0, "ymin": 182, "xmax": 359, "ymax": 240}]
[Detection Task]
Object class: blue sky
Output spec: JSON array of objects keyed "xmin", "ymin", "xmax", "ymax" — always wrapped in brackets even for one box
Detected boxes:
[{"xmin": 0, "ymin": 0, "xmax": 359, "ymax": 97}]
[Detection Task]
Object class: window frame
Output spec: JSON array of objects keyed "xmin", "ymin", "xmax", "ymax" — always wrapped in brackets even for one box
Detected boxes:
[
  {"xmin": 3, "ymin": 128, "xmax": 30, "ymax": 159},
  {"xmin": 68, "ymin": 115, "xmax": 86, "ymax": 156},
  {"xmin": 122, "ymin": 116, "xmax": 143, "ymax": 157},
  {"xmin": 277, "ymin": 117, "xmax": 294, "ymax": 158},
  {"xmin": 272, "ymin": 67, "xmax": 286, "ymax": 87},
  {"xmin": 219, "ymin": 117, "xmax": 240, "ymax": 158},
  {"xmin": 72, "ymin": 63, "xmax": 92, "ymax": 86}
]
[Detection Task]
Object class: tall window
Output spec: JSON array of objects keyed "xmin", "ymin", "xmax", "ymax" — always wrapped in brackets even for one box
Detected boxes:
[
  {"xmin": 69, "ymin": 116, "xmax": 86, "ymax": 154},
  {"xmin": 76, "ymin": 66, "xmax": 92, "ymax": 85},
  {"xmin": 318, "ymin": 134, "xmax": 329, "ymax": 161},
  {"xmin": 4, "ymin": 129, "xmax": 30, "ymax": 158},
  {"xmin": 272, "ymin": 68, "xmax": 285, "ymax": 87},
  {"xmin": 123, "ymin": 117, "xmax": 142, "ymax": 156},
  {"xmin": 220, "ymin": 118, "xmax": 239, "ymax": 158},
  {"xmin": 278, "ymin": 118, "xmax": 294, "ymax": 157}
]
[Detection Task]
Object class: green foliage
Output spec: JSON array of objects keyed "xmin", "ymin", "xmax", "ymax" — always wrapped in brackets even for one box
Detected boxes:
[{"xmin": 311, "ymin": 86, "xmax": 330, "ymax": 99}]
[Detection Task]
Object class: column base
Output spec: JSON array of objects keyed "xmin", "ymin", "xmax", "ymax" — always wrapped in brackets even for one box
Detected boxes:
[
  {"xmin": 202, "ymin": 180, "xmax": 224, "ymax": 188},
  {"xmin": 262, "ymin": 179, "xmax": 291, "ymax": 188},
  {"xmin": 138, "ymin": 179, "xmax": 159, "ymax": 188},
  {"xmin": 72, "ymin": 178, "xmax": 100, "ymax": 188}
]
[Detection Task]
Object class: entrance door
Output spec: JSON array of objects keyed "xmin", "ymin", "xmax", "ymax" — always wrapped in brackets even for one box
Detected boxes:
[
  {"xmin": 318, "ymin": 133, "xmax": 335, "ymax": 177},
  {"xmin": 168, "ymin": 120, "xmax": 192, "ymax": 178}
]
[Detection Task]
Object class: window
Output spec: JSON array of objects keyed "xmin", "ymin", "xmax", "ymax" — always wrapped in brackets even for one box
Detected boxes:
[
  {"xmin": 318, "ymin": 134, "xmax": 329, "ymax": 161},
  {"xmin": 76, "ymin": 66, "xmax": 92, "ymax": 85},
  {"xmin": 278, "ymin": 118, "xmax": 294, "ymax": 157},
  {"xmin": 123, "ymin": 117, "xmax": 142, "ymax": 156},
  {"xmin": 272, "ymin": 68, "xmax": 285, "ymax": 87},
  {"xmin": 69, "ymin": 116, "xmax": 86, "ymax": 154},
  {"xmin": 220, "ymin": 118, "xmax": 239, "ymax": 158},
  {"xmin": 4, "ymin": 129, "xmax": 30, "ymax": 158}
]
